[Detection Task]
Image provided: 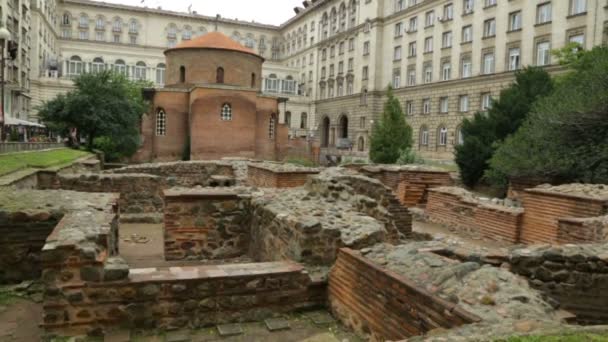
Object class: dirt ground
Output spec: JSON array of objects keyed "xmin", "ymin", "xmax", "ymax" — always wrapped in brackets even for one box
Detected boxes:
[{"xmin": 0, "ymin": 297, "xmax": 43, "ymax": 342}]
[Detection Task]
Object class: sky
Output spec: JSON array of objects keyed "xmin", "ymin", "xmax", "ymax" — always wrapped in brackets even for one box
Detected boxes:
[{"xmin": 101, "ymin": 0, "xmax": 304, "ymax": 26}]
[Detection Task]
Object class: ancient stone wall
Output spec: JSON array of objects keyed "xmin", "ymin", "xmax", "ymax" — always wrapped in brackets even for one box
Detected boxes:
[
  {"xmin": 557, "ymin": 216, "xmax": 608, "ymax": 244},
  {"xmin": 520, "ymin": 185, "xmax": 608, "ymax": 244},
  {"xmin": 328, "ymin": 248, "xmax": 480, "ymax": 341},
  {"xmin": 247, "ymin": 163, "xmax": 320, "ymax": 188},
  {"xmin": 163, "ymin": 189, "xmax": 251, "ymax": 261},
  {"xmin": 108, "ymin": 161, "xmax": 235, "ymax": 187},
  {"xmin": 510, "ymin": 245, "xmax": 608, "ymax": 325},
  {"xmin": 426, "ymin": 187, "xmax": 524, "ymax": 243}
]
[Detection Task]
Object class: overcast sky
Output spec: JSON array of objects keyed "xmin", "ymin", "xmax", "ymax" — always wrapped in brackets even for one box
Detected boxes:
[{"xmin": 101, "ymin": 0, "xmax": 304, "ymax": 26}]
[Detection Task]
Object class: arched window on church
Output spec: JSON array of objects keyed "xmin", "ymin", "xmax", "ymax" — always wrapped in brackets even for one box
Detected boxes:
[
  {"xmin": 269, "ymin": 114, "xmax": 276, "ymax": 139},
  {"xmin": 221, "ymin": 103, "xmax": 232, "ymax": 121},
  {"xmin": 251, "ymin": 73, "xmax": 256, "ymax": 88},
  {"xmin": 179, "ymin": 66, "xmax": 186, "ymax": 83},
  {"xmin": 156, "ymin": 109, "xmax": 166, "ymax": 136},
  {"xmin": 217, "ymin": 67, "xmax": 224, "ymax": 83}
]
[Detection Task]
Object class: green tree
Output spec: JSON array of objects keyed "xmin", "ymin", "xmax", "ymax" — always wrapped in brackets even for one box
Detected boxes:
[
  {"xmin": 488, "ymin": 46, "xmax": 608, "ymax": 184},
  {"xmin": 39, "ymin": 71, "xmax": 150, "ymax": 160},
  {"xmin": 454, "ymin": 67, "xmax": 553, "ymax": 187},
  {"xmin": 369, "ymin": 87, "xmax": 413, "ymax": 164}
]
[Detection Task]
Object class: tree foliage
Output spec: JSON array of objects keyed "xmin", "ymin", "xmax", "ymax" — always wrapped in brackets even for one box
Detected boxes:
[
  {"xmin": 39, "ymin": 71, "xmax": 150, "ymax": 160},
  {"xmin": 488, "ymin": 47, "xmax": 608, "ymax": 184},
  {"xmin": 454, "ymin": 67, "xmax": 553, "ymax": 187},
  {"xmin": 369, "ymin": 87, "xmax": 413, "ymax": 164}
]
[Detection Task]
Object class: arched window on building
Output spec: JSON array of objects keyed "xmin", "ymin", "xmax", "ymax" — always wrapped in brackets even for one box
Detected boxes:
[
  {"xmin": 456, "ymin": 126, "xmax": 464, "ymax": 145},
  {"xmin": 420, "ymin": 126, "xmax": 429, "ymax": 146},
  {"xmin": 129, "ymin": 19, "xmax": 138, "ymax": 33},
  {"xmin": 360, "ymin": 88, "xmax": 368, "ymax": 105},
  {"xmin": 216, "ymin": 67, "xmax": 224, "ymax": 83},
  {"xmin": 357, "ymin": 136, "xmax": 365, "ymax": 151},
  {"xmin": 221, "ymin": 103, "xmax": 232, "ymax": 121},
  {"xmin": 269, "ymin": 114, "xmax": 277, "ymax": 139},
  {"xmin": 285, "ymin": 111, "xmax": 291, "ymax": 127},
  {"xmin": 339, "ymin": 115, "xmax": 349, "ymax": 138},
  {"xmin": 62, "ymin": 12, "xmax": 71, "ymax": 25},
  {"xmin": 113, "ymin": 17, "xmax": 122, "ymax": 32},
  {"xmin": 156, "ymin": 109, "xmax": 166, "ymax": 136},
  {"xmin": 113, "ymin": 59, "xmax": 127, "ymax": 75},
  {"xmin": 95, "ymin": 16, "xmax": 105, "ymax": 30},
  {"xmin": 91, "ymin": 57, "xmax": 105, "ymax": 73},
  {"xmin": 183, "ymin": 26, "xmax": 192, "ymax": 40},
  {"xmin": 179, "ymin": 66, "xmax": 186, "ymax": 83},
  {"xmin": 438, "ymin": 126, "xmax": 448, "ymax": 146},
  {"xmin": 251, "ymin": 73, "xmax": 256, "ymax": 88},
  {"xmin": 79, "ymin": 14, "xmax": 88, "ymax": 28},
  {"xmin": 156, "ymin": 63, "xmax": 166, "ymax": 85},
  {"xmin": 135, "ymin": 61, "xmax": 146, "ymax": 80},
  {"xmin": 67, "ymin": 56, "xmax": 83, "ymax": 76},
  {"xmin": 300, "ymin": 112, "xmax": 308, "ymax": 129}
]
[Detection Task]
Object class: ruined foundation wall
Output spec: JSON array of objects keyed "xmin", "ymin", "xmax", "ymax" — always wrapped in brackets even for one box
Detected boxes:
[
  {"xmin": 108, "ymin": 161, "xmax": 235, "ymax": 187},
  {"xmin": 247, "ymin": 164, "xmax": 319, "ymax": 188},
  {"xmin": 328, "ymin": 248, "xmax": 479, "ymax": 341},
  {"xmin": 163, "ymin": 190, "xmax": 251, "ymax": 261}
]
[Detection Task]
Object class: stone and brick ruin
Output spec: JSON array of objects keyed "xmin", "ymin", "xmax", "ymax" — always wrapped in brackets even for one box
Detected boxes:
[{"xmin": 1, "ymin": 156, "xmax": 608, "ymax": 340}]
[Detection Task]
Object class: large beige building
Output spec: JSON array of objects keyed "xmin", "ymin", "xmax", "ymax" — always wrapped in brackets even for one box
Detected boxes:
[{"xmin": 4, "ymin": 0, "xmax": 607, "ymax": 160}]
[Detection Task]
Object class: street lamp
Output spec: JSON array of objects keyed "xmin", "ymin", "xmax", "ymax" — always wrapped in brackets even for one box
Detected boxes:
[{"xmin": 0, "ymin": 26, "xmax": 10, "ymax": 142}]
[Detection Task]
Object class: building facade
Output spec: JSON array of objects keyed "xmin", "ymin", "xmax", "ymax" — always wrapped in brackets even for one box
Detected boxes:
[{"xmin": 4, "ymin": 0, "xmax": 607, "ymax": 160}]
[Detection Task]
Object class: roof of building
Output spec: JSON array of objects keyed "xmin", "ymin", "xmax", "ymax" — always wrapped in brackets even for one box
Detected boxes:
[{"xmin": 166, "ymin": 32, "xmax": 261, "ymax": 58}]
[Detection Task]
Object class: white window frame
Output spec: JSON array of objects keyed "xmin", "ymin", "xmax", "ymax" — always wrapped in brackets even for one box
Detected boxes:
[
  {"xmin": 509, "ymin": 48, "xmax": 521, "ymax": 71},
  {"xmin": 439, "ymin": 127, "xmax": 448, "ymax": 146},
  {"xmin": 459, "ymin": 95, "xmax": 469, "ymax": 112},
  {"xmin": 537, "ymin": 3, "xmax": 552, "ymax": 24},
  {"xmin": 536, "ymin": 41, "xmax": 551, "ymax": 66},
  {"xmin": 440, "ymin": 97, "xmax": 449, "ymax": 113}
]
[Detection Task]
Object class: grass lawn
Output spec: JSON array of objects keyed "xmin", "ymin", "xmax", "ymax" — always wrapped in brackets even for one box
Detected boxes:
[{"xmin": 0, "ymin": 148, "xmax": 91, "ymax": 176}]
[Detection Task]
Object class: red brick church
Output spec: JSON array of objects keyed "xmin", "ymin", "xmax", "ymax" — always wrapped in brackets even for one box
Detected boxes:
[{"xmin": 133, "ymin": 32, "xmax": 288, "ymax": 162}]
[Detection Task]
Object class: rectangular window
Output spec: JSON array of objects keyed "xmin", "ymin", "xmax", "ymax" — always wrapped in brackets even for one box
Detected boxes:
[
  {"xmin": 442, "ymin": 62, "xmax": 451, "ymax": 81},
  {"xmin": 423, "ymin": 98, "xmax": 431, "ymax": 114},
  {"xmin": 461, "ymin": 58, "xmax": 472, "ymax": 78},
  {"xmin": 79, "ymin": 31, "xmax": 88, "ymax": 40},
  {"xmin": 509, "ymin": 11, "xmax": 522, "ymax": 31},
  {"xmin": 536, "ymin": 41, "xmax": 551, "ymax": 66},
  {"xmin": 462, "ymin": 25, "xmax": 473, "ymax": 43},
  {"xmin": 408, "ymin": 42, "xmax": 417, "ymax": 57},
  {"xmin": 484, "ymin": 0, "xmax": 496, "ymax": 7},
  {"xmin": 440, "ymin": 97, "xmax": 449, "ymax": 113},
  {"xmin": 393, "ymin": 69, "xmax": 401, "ymax": 88},
  {"xmin": 424, "ymin": 65, "xmax": 433, "ymax": 83},
  {"xmin": 537, "ymin": 3, "xmax": 552, "ymax": 24},
  {"xmin": 443, "ymin": 4, "xmax": 454, "ymax": 20},
  {"xmin": 424, "ymin": 37, "xmax": 433, "ymax": 53},
  {"xmin": 338, "ymin": 61, "xmax": 344, "ymax": 74},
  {"xmin": 130, "ymin": 35, "xmax": 137, "ymax": 44},
  {"xmin": 409, "ymin": 17, "xmax": 418, "ymax": 32},
  {"xmin": 407, "ymin": 69, "xmax": 416, "ymax": 86},
  {"xmin": 463, "ymin": 0, "xmax": 474, "ymax": 14},
  {"xmin": 113, "ymin": 34, "xmax": 120, "ymax": 43},
  {"xmin": 348, "ymin": 58, "xmax": 354, "ymax": 71},
  {"xmin": 460, "ymin": 95, "xmax": 469, "ymax": 112},
  {"xmin": 570, "ymin": 0, "xmax": 587, "ymax": 15},
  {"xmin": 508, "ymin": 47, "xmax": 521, "ymax": 71},
  {"xmin": 95, "ymin": 31, "xmax": 104, "ymax": 41},
  {"xmin": 406, "ymin": 100, "xmax": 414, "ymax": 115},
  {"xmin": 425, "ymin": 11, "xmax": 435, "ymax": 27},
  {"xmin": 363, "ymin": 41, "xmax": 370, "ymax": 55},
  {"xmin": 394, "ymin": 46, "xmax": 402, "ymax": 60},
  {"xmin": 395, "ymin": 22, "xmax": 403, "ymax": 37},
  {"xmin": 395, "ymin": 0, "xmax": 405, "ymax": 12},
  {"xmin": 483, "ymin": 19, "xmax": 496, "ymax": 37},
  {"xmin": 339, "ymin": 42, "xmax": 345, "ymax": 54},
  {"xmin": 481, "ymin": 93, "xmax": 492, "ymax": 110},
  {"xmin": 569, "ymin": 33, "xmax": 585, "ymax": 46},
  {"xmin": 442, "ymin": 31, "xmax": 452, "ymax": 48},
  {"xmin": 362, "ymin": 66, "xmax": 369, "ymax": 80},
  {"xmin": 483, "ymin": 53, "xmax": 495, "ymax": 74},
  {"xmin": 349, "ymin": 38, "xmax": 355, "ymax": 51}
]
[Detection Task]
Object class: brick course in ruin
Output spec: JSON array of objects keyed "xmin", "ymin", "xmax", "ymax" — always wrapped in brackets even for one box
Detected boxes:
[{"xmin": 247, "ymin": 163, "xmax": 321, "ymax": 188}]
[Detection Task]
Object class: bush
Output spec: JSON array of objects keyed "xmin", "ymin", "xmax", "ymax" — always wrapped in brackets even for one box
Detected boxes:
[{"xmin": 396, "ymin": 148, "xmax": 424, "ymax": 165}]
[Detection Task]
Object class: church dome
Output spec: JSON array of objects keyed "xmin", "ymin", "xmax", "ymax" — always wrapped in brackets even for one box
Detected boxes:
[{"xmin": 166, "ymin": 32, "xmax": 261, "ymax": 59}]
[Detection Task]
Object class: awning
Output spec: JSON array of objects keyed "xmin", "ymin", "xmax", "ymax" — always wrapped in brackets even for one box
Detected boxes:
[{"xmin": 4, "ymin": 116, "xmax": 45, "ymax": 128}]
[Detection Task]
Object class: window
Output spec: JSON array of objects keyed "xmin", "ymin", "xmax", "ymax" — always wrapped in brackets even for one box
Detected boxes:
[
  {"xmin": 443, "ymin": 4, "xmax": 454, "ymax": 20},
  {"xmin": 442, "ymin": 62, "xmax": 451, "ymax": 81},
  {"xmin": 348, "ymin": 38, "xmax": 355, "ymax": 51},
  {"xmin": 484, "ymin": 0, "xmax": 496, "ymax": 7},
  {"xmin": 456, "ymin": 126, "xmax": 464, "ymax": 145},
  {"xmin": 394, "ymin": 46, "xmax": 402, "ymax": 60},
  {"xmin": 483, "ymin": 19, "xmax": 496, "ymax": 37},
  {"xmin": 363, "ymin": 41, "xmax": 370, "ymax": 55},
  {"xmin": 96, "ymin": 17, "xmax": 105, "ymax": 30},
  {"xmin": 113, "ymin": 18, "xmax": 122, "ymax": 32},
  {"xmin": 461, "ymin": 57, "xmax": 472, "ymax": 78},
  {"xmin": 570, "ymin": 0, "xmax": 586, "ymax": 15},
  {"xmin": 536, "ymin": 41, "xmax": 550, "ymax": 66},
  {"xmin": 221, "ymin": 104, "xmax": 232, "ymax": 121},
  {"xmin": 395, "ymin": 0, "xmax": 406, "ymax": 12},
  {"xmin": 348, "ymin": 58, "xmax": 354, "ymax": 71},
  {"xmin": 509, "ymin": 11, "xmax": 522, "ymax": 31},
  {"xmin": 483, "ymin": 52, "xmax": 495, "ymax": 74},
  {"xmin": 285, "ymin": 112, "xmax": 291, "ymax": 126},
  {"xmin": 425, "ymin": 11, "xmax": 435, "ymax": 27},
  {"xmin": 183, "ymin": 27, "xmax": 192, "ymax": 40},
  {"xmin": 68, "ymin": 56, "xmax": 83, "ymax": 76},
  {"xmin": 129, "ymin": 20, "xmax": 138, "ymax": 34},
  {"xmin": 322, "ymin": 49, "xmax": 327, "ymax": 60},
  {"xmin": 114, "ymin": 59, "xmax": 127, "ymax": 75},
  {"xmin": 269, "ymin": 114, "xmax": 276, "ymax": 139},
  {"xmin": 463, "ymin": 0, "xmax": 474, "ymax": 14},
  {"xmin": 79, "ymin": 14, "xmax": 88, "ymax": 28},
  {"xmin": 62, "ymin": 12, "xmax": 72, "ymax": 25},
  {"xmin": 406, "ymin": 101, "xmax": 414, "ymax": 115},
  {"xmin": 408, "ymin": 42, "xmax": 417, "ymax": 57},
  {"xmin": 424, "ymin": 37, "xmax": 433, "ymax": 53},
  {"xmin": 301, "ymin": 113, "xmax": 308, "ymax": 129},
  {"xmin": 91, "ymin": 57, "xmax": 105, "ymax": 73},
  {"xmin": 216, "ymin": 67, "xmax": 224, "ymax": 83},
  {"xmin": 569, "ymin": 33, "xmax": 585, "ymax": 46},
  {"xmin": 156, "ymin": 63, "xmax": 166, "ymax": 85},
  {"xmin": 423, "ymin": 98, "xmax": 431, "ymax": 114},
  {"xmin": 420, "ymin": 126, "xmax": 429, "ymax": 145},
  {"xmin": 409, "ymin": 17, "xmax": 418, "ymax": 32},
  {"xmin": 438, "ymin": 127, "xmax": 448, "ymax": 146},
  {"xmin": 79, "ymin": 30, "xmax": 88, "ymax": 40},
  {"xmin": 537, "ymin": 3, "xmax": 552, "ymax": 24},
  {"xmin": 462, "ymin": 25, "xmax": 473, "ymax": 43},
  {"xmin": 392, "ymin": 69, "xmax": 401, "ymax": 88},
  {"xmin": 95, "ymin": 31, "xmax": 104, "ymax": 41},
  {"xmin": 509, "ymin": 48, "xmax": 521, "ymax": 70},
  {"xmin": 407, "ymin": 69, "xmax": 416, "ymax": 86},
  {"xmin": 459, "ymin": 95, "xmax": 469, "ymax": 112},
  {"xmin": 442, "ymin": 31, "xmax": 452, "ymax": 48},
  {"xmin": 156, "ymin": 109, "xmax": 166, "ymax": 136},
  {"xmin": 113, "ymin": 34, "xmax": 120, "ymax": 43},
  {"xmin": 362, "ymin": 66, "xmax": 369, "ymax": 80},
  {"xmin": 339, "ymin": 41, "xmax": 345, "ymax": 54},
  {"xmin": 251, "ymin": 73, "xmax": 256, "ymax": 88},
  {"xmin": 424, "ymin": 64, "xmax": 433, "ymax": 83},
  {"xmin": 481, "ymin": 93, "xmax": 492, "ymax": 110},
  {"xmin": 395, "ymin": 22, "xmax": 404, "ymax": 37},
  {"xmin": 130, "ymin": 35, "xmax": 137, "ymax": 44},
  {"xmin": 347, "ymin": 79, "xmax": 354, "ymax": 95},
  {"xmin": 330, "ymin": 45, "xmax": 335, "ymax": 57},
  {"xmin": 357, "ymin": 137, "xmax": 365, "ymax": 151},
  {"xmin": 135, "ymin": 62, "xmax": 146, "ymax": 80},
  {"xmin": 440, "ymin": 97, "xmax": 449, "ymax": 113}
]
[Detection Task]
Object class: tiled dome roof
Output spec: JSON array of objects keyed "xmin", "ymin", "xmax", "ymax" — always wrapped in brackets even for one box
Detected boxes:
[{"xmin": 167, "ymin": 31, "xmax": 260, "ymax": 58}]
